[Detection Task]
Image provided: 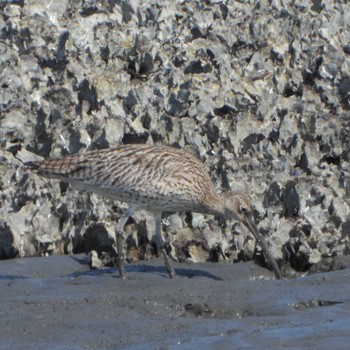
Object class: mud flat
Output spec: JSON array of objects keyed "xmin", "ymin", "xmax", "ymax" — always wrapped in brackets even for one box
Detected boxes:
[{"xmin": 0, "ymin": 255, "xmax": 350, "ymax": 350}]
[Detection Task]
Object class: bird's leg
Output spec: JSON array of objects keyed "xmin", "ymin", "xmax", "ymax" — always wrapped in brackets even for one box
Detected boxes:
[
  {"xmin": 115, "ymin": 206, "xmax": 134, "ymax": 279},
  {"xmin": 154, "ymin": 214, "xmax": 176, "ymax": 278}
]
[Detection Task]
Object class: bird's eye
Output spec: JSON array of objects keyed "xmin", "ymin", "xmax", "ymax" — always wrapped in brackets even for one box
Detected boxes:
[{"xmin": 240, "ymin": 206, "xmax": 248, "ymax": 214}]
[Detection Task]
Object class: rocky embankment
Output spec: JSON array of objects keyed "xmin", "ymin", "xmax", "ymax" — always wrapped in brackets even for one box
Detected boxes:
[{"xmin": 1, "ymin": 0, "xmax": 349, "ymax": 275}]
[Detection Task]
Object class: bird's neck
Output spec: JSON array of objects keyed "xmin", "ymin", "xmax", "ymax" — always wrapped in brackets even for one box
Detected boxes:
[{"xmin": 200, "ymin": 191, "xmax": 226, "ymax": 217}]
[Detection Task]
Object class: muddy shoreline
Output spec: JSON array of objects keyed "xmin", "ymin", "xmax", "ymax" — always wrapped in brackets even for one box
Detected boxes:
[{"xmin": 1, "ymin": 255, "xmax": 350, "ymax": 350}]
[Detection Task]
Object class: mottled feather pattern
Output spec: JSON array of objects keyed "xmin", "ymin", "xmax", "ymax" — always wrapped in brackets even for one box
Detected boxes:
[{"xmin": 37, "ymin": 144, "xmax": 215, "ymax": 211}]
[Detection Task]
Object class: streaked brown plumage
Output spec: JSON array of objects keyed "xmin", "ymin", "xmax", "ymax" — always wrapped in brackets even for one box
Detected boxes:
[{"xmin": 28, "ymin": 144, "xmax": 282, "ymax": 279}]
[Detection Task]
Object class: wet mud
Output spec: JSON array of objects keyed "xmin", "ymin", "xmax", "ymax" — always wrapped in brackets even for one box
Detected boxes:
[{"xmin": 1, "ymin": 255, "xmax": 350, "ymax": 349}]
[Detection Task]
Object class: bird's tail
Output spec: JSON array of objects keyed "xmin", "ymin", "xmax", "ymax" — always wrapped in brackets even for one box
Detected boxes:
[{"xmin": 22, "ymin": 161, "xmax": 41, "ymax": 171}]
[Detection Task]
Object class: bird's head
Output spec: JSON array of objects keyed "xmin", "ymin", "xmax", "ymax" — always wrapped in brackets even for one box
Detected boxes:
[{"xmin": 222, "ymin": 191, "xmax": 254, "ymax": 222}]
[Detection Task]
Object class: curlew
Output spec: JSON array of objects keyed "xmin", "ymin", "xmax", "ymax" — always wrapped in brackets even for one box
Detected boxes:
[{"xmin": 26, "ymin": 144, "xmax": 282, "ymax": 279}]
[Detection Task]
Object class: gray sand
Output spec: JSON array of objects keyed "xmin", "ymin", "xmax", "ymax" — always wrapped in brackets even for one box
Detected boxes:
[{"xmin": 1, "ymin": 255, "xmax": 350, "ymax": 350}]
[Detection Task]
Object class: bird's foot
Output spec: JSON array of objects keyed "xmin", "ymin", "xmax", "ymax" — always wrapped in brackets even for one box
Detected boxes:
[{"xmin": 160, "ymin": 248, "xmax": 176, "ymax": 278}]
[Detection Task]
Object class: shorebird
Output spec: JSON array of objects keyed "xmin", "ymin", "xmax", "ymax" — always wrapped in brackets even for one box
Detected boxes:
[{"xmin": 26, "ymin": 144, "xmax": 282, "ymax": 279}]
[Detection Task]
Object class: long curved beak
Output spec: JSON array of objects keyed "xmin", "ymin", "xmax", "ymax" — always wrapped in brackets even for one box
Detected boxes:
[{"xmin": 243, "ymin": 216, "xmax": 282, "ymax": 279}]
